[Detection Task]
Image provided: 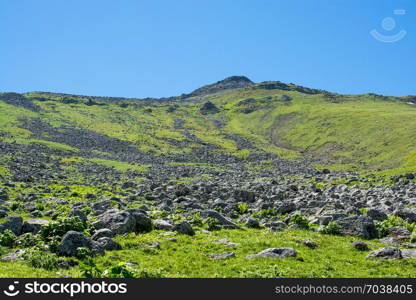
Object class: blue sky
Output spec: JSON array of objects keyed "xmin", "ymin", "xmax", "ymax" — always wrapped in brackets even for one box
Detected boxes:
[{"xmin": 1, "ymin": 0, "xmax": 415, "ymax": 98}]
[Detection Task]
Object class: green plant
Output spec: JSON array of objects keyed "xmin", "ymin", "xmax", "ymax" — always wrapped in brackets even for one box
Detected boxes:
[
  {"xmin": 375, "ymin": 215, "xmax": 415, "ymax": 238},
  {"xmin": 205, "ymin": 217, "xmax": 221, "ymax": 231},
  {"xmin": 39, "ymin": 217, "xmax": 86, "ymax": 240},
  {"xmin": 23, "ymin": 249, "xmax": 59, "ymax": 270},
  {"xmin": 319, "ymin": 222, "xmax": 342, "ymax": 235},
  {"xmin": 188, "ymin": 212, "xmax": 203, "ymax": 227},
  {"xmin": 236, "ymin": 203, "xmax": 248, "ymax": 215},
  {"xmin": 0, "ymin": 229, "xmax": 16, "ymax": 247},
  {"xmin": 290, "ymin": 214, "xmax": 310, "ymax": 229}
]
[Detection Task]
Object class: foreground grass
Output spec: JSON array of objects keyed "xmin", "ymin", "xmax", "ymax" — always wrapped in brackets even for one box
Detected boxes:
[{"xmin": 1, "ymin": 229, "xmax": 416, "ymax": 278}]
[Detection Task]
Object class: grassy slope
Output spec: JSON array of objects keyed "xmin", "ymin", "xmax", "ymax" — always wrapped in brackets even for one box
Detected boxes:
[
  {"xmin": 1, "ymin": 229, "xmax": 415, "ymax": 278},
  {"xmin": 2, "ymin": 85, "xmax": 416, "ymax": 174}
]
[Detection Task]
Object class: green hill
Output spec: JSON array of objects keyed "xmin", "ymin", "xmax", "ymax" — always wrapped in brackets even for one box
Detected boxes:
[{"xmin": 1, "ymin": 77, "xmax": 416, "ymax": 174}]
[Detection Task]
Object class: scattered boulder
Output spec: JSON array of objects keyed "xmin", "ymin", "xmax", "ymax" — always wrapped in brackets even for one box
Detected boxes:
[
  {"xmin": 92, "ymin": 228, "xmax": 114, "ymax": 241},
  {"xmin": 58, "ymin": 231, "xmax": 103, "ymax": 256},
  {"xmin": 300, "ymin": 239, "xmax": 318, "ymax": 249},
  {"xmin": 22, "ymin": 219, "xmax": 49, "ymax": 234},
  {"xmin": 337, "ymin": 216, "xmax": 377, "ymax": 239},
  {"xmin": 1, "ymin": 250, "xmax": 25, "ymax": 262},
  {"xmin": 351, "ymin": 241, "xmax": 369, "ymax": 251},
  {"xmin": 401, "ymin": 249, "xmax": 416, "ymax": 259},
  {"xmin": 367, "ymin": 209, "xmax": 388, "ymax": 221},
  {"xmin": 93, "ymin": 210, "xmax": 135, "ymax": 234},
  {"xmin": 0, "ymin": 217, "xmax": 23, "ymax": 235},
  {"xmin": 245, "ymin": 217, "xmax": 260, "ymax": 228},
  {"xmin": 200, "ymin": 101, "xmax": 219, "ymax": 115},
  {"xmin": 96, "ymin": 237, "xmax": 122, "ymax": 251},
  {"xmin": 210, "ymin": 252, "xmax": 235, "ymax": 260},
  {"xmin": 247, "ymin": 248, "xmax": 297, "ymax": 259},
  {"xmin": 154, "ymin": 219, "xmax": 174, "ymax": 231}
]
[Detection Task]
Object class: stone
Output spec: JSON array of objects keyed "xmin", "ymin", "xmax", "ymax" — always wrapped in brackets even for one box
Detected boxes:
[
  {"xmin": 210, "ymin": 252, "xmax": 235, "ymax": 260},
  {"xmin": 0, "ymin": 217, "xmax": 23, "ymax": 235},
  {"xmin": 93, "ymin": 210, "xmax": 136, "ymax": 235},
  {"xmin": 92, "ymin": 228, "xmax": 114, "ymax": 241},
  {"xmin": 96, "ymin": 237, "xmax": 122, "ymax": 251},
  {"xmin": 337, "ymin": 216, "xmax": 377, "ymax": 239},
  {"xmin": 351, "ymin": 241, "xmax": 369, "ymax": 251},
  {"xmin": 0, "ymin": 250, "xmax": 25, "ymax": 262},
  {"xmin": 300, "ymin": 239, "xmax": 318, "ymax": 249},
  {"xmin": 173, "ymin": 221, "xmax": 195, "ymax": 236},
  {"xmin": 234, "ymin": 190, "xmax": 255, "ymax": 203},
  {"xmin": 154, "ymin": 219, "xmax": 174, "ymax": 231},
  {"xmin": 247, "ymin": 248, "xmax": 297, "ymax": 259},
  {"xmin": 401, "ymin": 249, "xmax": 416, "ymax": 259},
  {"xmin": 367, "ymin": 209, "xmax": 388, "ymax": 221},
  {"xmin": 69, "ymin": 209, "xmax": 87, "ymax": 223},
  {"xmin": 58, "ymin": 231, "xmax": 103, "ymax": 256},
  {"xmin": 245, "ymin": 217, "xmax": 260, "ymax": 228},
  {"xmin": 201, "ymin": 210, "xmax": 239, "ymax": 229},
  {"xmin": 22, "ymin": 219, "xmax": 49, "ymax": 234}
]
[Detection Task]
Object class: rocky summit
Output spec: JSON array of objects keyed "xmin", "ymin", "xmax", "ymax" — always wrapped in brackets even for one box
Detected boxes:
[{"xmin": 1, "ymin": 77, "xmax": 416, "ymax": 278}]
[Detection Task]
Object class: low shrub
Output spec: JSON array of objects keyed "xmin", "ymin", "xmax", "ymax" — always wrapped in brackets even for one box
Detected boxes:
[
  {"xmin": 23, "ymin": 249, "xmax": 59, "ymax": 270},
  {"xmin": 290, "ymin": 214, "xmax": 310, "ymax": 229},
  {"xmin": 319, "ymin": 222, "xmax": 342, "ymax": 235},
  {"xmin": 0, "ymin": 229, "xmax": 16, "ymax": 247}
]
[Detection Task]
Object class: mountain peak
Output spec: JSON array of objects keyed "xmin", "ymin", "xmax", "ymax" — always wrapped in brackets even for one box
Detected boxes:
[{"xmin": 187, "ymin": 76, "xmax": 254, "ymax": 97}]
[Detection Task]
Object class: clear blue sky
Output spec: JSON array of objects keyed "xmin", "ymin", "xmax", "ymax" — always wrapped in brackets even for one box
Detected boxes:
[{"xmin": 1, "ymin": 0, "xmax": 415, "ymax": 98}]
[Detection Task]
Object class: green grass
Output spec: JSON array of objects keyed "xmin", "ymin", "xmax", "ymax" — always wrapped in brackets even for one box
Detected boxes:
[
  {"xmin": 0, "ymin": 87, "xmax": 412, "ymax": 172},
  {"xmin": 1, "ymin": 228, "xmax": 416, "ymax": 278}
]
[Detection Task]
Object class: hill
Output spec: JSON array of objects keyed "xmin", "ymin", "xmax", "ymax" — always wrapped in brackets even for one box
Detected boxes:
[{"xmin": 1, "ymin": 77, "xmax": 416, "ymax": 278}]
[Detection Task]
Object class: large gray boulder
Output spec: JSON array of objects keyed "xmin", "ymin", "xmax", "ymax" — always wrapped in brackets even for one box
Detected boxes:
[
  {"xmin": 366, "ymin": 247, "xmax": 402, "ymax": 259},
  {"xmin": 126, "ymin": 209, "xmax": 152, "ymax": 232},
  {"xmin": 0, "ymin": 217, "xmax": 23, "ymax": 235},
  {"xmin": 154, "ymin": 219, "xmax": 174, "ymax": 231},
  {"xmin": 93, "ymin": 210, "xmax": 136, "ymax": 235},
  {"xmin": 247, "ymin": 248, "xmax": 297, "ymax": 259},
  {"xmin": 337, "ymin": 216, "xmax": 377, "ymax": 239},
  {"xmin": 394, "ymin": 209, "xmax": 416, "ymax": 223},
  {"xmin": 92, "ymin": 228, "xmax": 114, "ymax": 241},
  {"xmin": 367, "ymin": 209, "xmax": 388, "ymax": 221},
  {"xmin": 22, "ymin": 219, "xmax": 49, "ymax": 234},
  {"xmin": 58, "ymin": 231, "xmax": 103, "ymax": 256},
  {"xmin": 234, "ymin": 190, "xmax": 255, "ymax": 203},
  {"xmin": 201, "ymin": 210, "xmax": 239, "ymax": 229},
  {"xmin": 93, "ymin": 209, "xmax": 152, "ymax": 235}
]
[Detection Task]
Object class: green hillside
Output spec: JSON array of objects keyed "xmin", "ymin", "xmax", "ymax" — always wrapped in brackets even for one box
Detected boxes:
[{"xmin": 1, "ymin": 78, "xmax": 416, "ymax": 174}]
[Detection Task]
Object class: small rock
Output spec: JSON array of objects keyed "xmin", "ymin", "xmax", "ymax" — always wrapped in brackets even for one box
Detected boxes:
[
  {"xmin": 173, "ymin": 221, "xmax": 195, "ymax": 236},
  {"xmin": 154, "ymin": 219, "xmax": 174, "ymax": 231},
  {"xmin": 245, "ymin": 218, "xmax": 260, "ymax": 228},
  {"xmin": 300, "ymin": 239, "xmax": 318, "ymax": 249},
  {"xmin": 366, "ymin": 247, "xmax": 402, "ymax": 259},
  {"xmin": 351, "ymin": 241, "xmax": 369, "ymax": 251},
  {"xmin": 210, "ymin": 252, "xmax": 235, "ymax": 260},
  {"xmin": 92, "ymin": 228, "xmax": 114, "ymax": 241},
  {"xmin": 22, "ymin": 219, "xmax": 49, "ymax": 234}
]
